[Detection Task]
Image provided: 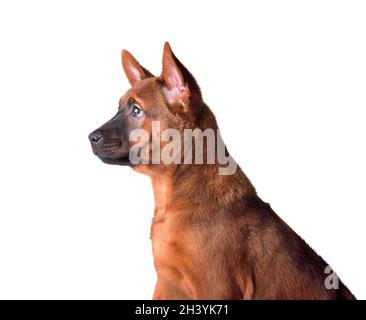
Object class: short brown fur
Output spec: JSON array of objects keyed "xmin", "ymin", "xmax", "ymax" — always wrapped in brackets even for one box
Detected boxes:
[{"xmin": 90, "ymin": 43, "xmax": 355, "ymax": 300}]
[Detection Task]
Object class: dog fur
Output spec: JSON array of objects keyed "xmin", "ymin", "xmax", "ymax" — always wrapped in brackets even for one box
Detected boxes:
[{"xmin": 89, "ymin": 42, "xmax": 355, "ymax": 300}]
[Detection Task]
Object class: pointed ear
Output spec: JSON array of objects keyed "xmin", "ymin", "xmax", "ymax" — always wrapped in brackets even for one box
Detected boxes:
[
  {"xmin": 121, "ymin": 50, "xmax": 153, "ymax": 85},
  {"xmin": 161, "ymin": 42, "xmax": 202, "ymax": 109}
]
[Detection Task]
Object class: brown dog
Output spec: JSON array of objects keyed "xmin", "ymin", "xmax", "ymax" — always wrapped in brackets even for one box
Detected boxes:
[{"xmin": 89, "ymin": 42, "xmax": 355, "ymax": 299}]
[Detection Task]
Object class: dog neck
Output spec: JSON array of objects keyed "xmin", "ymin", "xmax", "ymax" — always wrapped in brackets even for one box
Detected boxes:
[
  {"xmin": 150, "ymin": 163, "xmax": 256, "ymax": 225},
  {"xmin": 151, "ymin": 171, "xmax": 174, "ymax": 224}
]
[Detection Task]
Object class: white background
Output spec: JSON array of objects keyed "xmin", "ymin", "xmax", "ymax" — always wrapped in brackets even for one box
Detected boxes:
[{"xmin": 0, "ymin": 0, "xmax": 365, "ymax": 299}]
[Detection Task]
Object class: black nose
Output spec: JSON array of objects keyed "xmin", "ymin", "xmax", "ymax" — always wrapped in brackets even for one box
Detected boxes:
[{"xmin": 89, "ymin": 131, "xmax": 103, "ymax": 145}]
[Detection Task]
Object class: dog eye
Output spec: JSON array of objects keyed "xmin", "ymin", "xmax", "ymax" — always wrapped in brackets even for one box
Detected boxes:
[{"xmin": 131, "ymin": 105, "xmax": 143, "ymax": 118}]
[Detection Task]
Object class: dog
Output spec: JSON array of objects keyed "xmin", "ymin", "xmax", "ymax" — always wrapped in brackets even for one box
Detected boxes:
[{"xmin": 89, "ymin": 42, "xmax": 355, "ymax": 299}]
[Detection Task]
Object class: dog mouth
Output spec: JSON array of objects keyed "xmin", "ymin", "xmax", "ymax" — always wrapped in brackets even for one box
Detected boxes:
[
  {"xmin": 92, "ymin": 144, "xmax": 132, "ymax": 166},
  {"xmin": 98, "ymin": 155, "xmax": 132, "ymax": 166}
]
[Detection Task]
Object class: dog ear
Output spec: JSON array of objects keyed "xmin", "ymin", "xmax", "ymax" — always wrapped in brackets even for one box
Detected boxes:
[
  {"xmin": 121, "ymin": 50, "xmax": 153, "ymax": 85},
  {"xmin": 161, "ymin": 42, "xmax": 202, "ymax": 110}
]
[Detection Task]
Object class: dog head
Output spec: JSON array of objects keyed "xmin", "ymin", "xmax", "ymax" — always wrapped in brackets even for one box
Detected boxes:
[{"xmin": 89, "ymin": 42, "xmax": 219, "ymax": 174}]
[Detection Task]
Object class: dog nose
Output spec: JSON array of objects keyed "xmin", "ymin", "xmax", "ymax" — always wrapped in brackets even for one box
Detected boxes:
[{"xmin": 89, "ymin": 131, "xmax": 103, "ymax": 145}]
